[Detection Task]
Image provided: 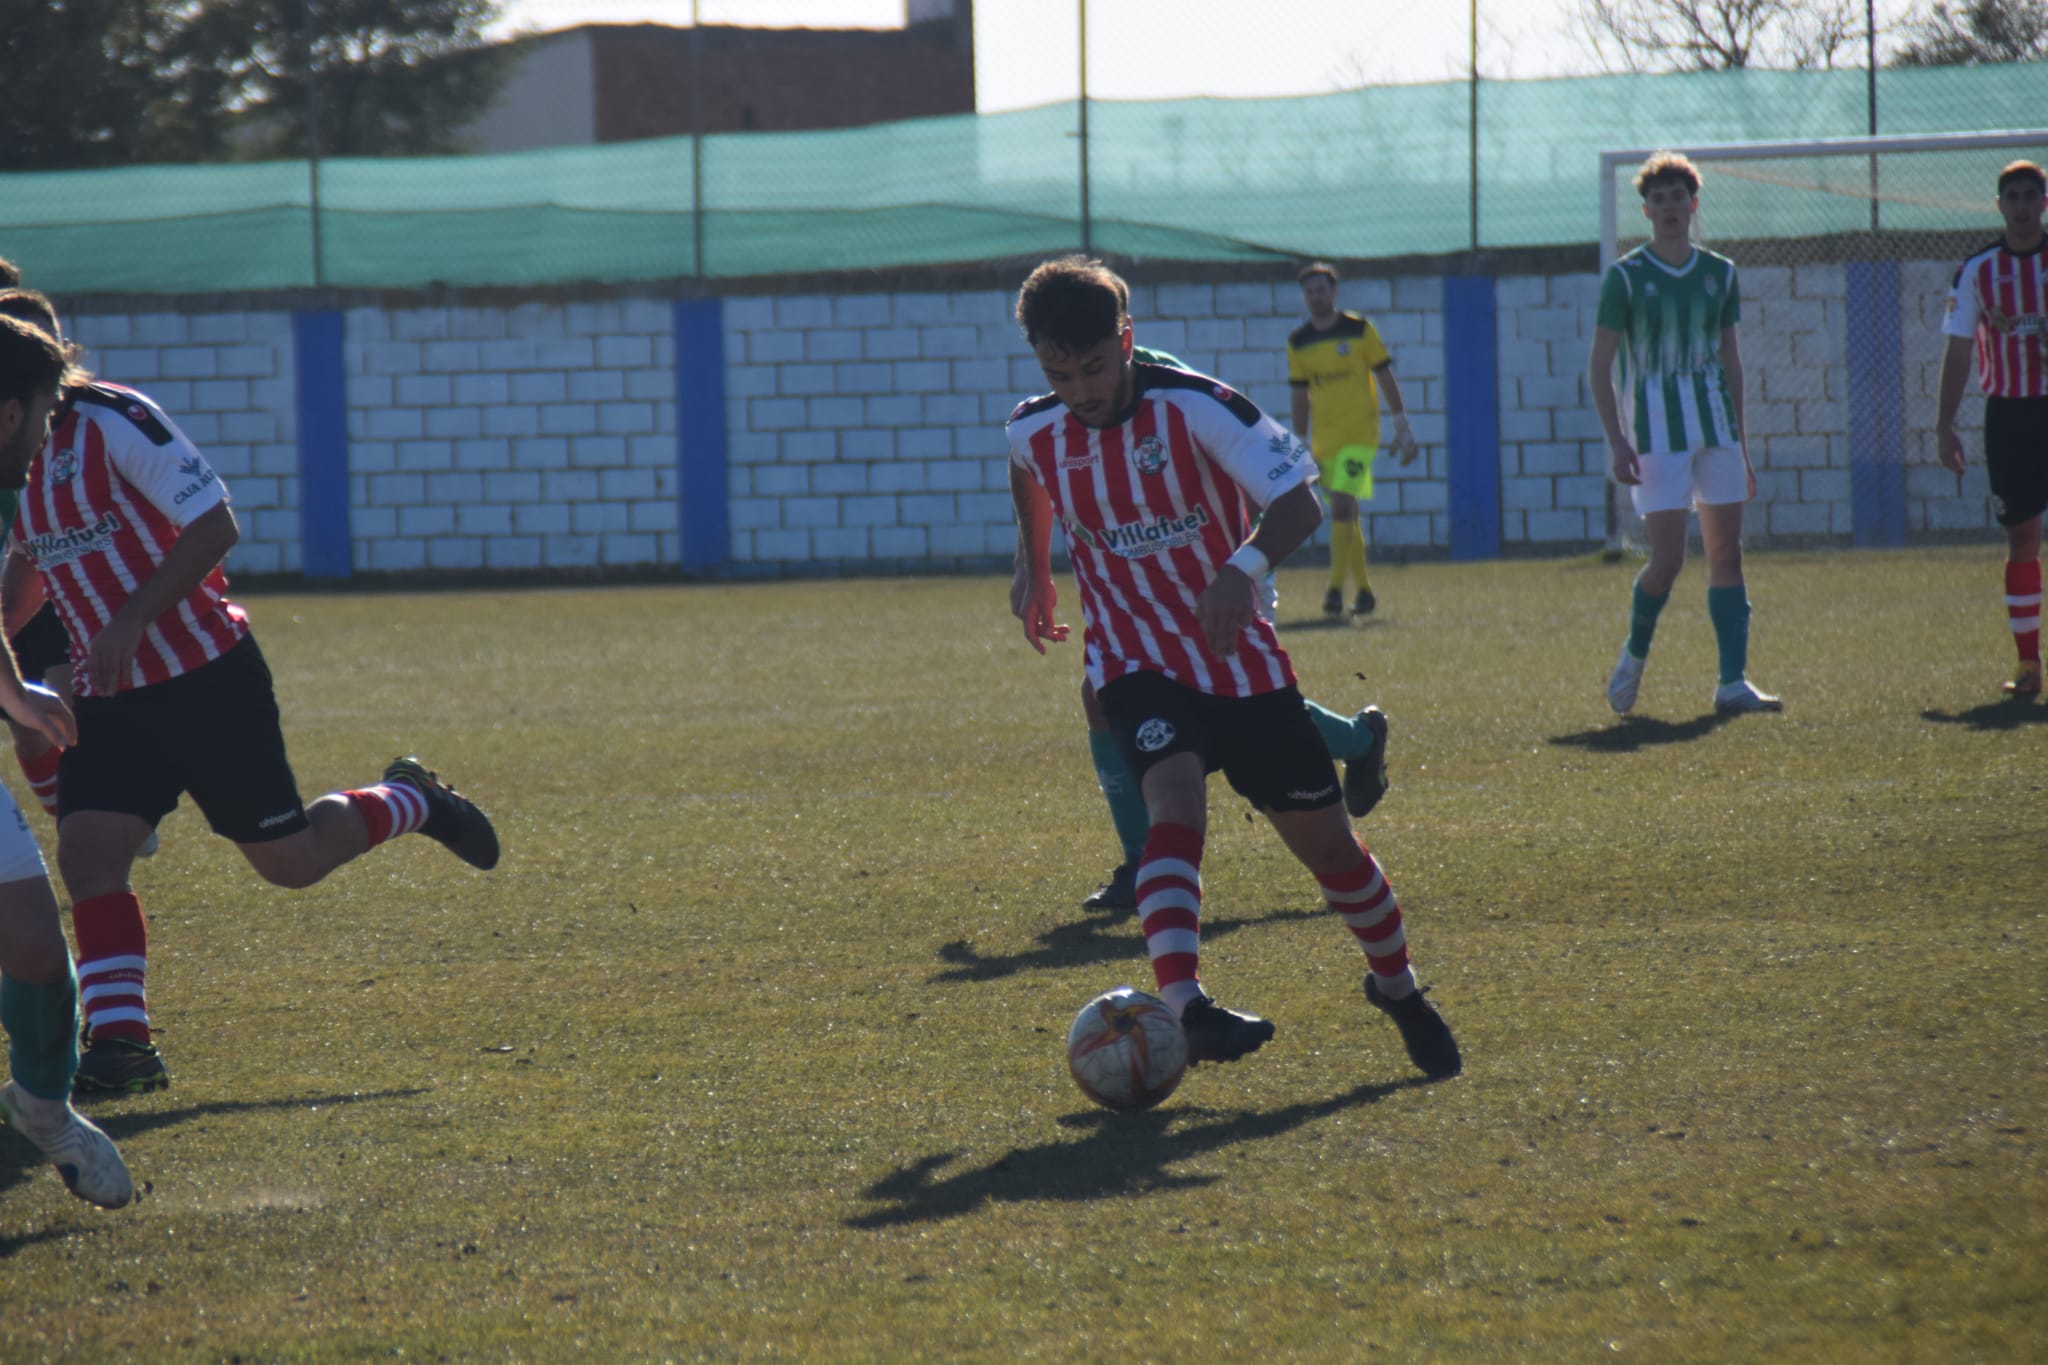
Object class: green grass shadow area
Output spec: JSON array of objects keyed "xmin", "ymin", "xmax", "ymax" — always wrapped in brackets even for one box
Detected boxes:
[{"xmin": 0, "ymin": 546, "xmax": 2039, "ymax": 1361}]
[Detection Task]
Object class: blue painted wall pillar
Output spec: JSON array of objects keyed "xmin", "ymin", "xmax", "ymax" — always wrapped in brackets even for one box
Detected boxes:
[
  {"xmin": 674, "ymin": 298, "xmax": 730, "ymax": 573},
  {"xmin": 292, "ymin": 309, "xmax": 351, "ymax": 579},
  {"xmin": 1442, "ymin": 275, "xmax": 1502, "ymax": 560},
  {"xmin": 1845, "ymin": 260, "xmax": 1906, "ymax": 548}
]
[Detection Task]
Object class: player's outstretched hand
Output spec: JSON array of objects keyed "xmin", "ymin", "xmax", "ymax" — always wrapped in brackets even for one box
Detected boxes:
[
  {"xmin": 1016, "ymin": 574, "xmax": 1069, "ymax": 654},
  {"xmin": 1197, "ymin": 567, "xmax": 1257, "ymax": 657},
  {"xmin": 1390, "ymin": 414, "xmax": 1421, "ymax": 467},
  {"xmin": 2, "ymin": 681, "xmax": 75, "ymax": 750},
  {"xmin": 86, "ymin": 619, "xmax": 143, "ymax": 697},
  {"xmin": 1935, "ymin": 425, "xmax": 1967, "ymax": 477},
  {"xmin": 1609, "ymin": 437, "xmax": 1643, "ymax": 487}
]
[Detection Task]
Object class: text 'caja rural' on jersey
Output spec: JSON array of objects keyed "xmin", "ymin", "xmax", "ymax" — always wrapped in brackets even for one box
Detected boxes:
[
  {"xmin": 1943, "ymin": 239, "xmax": 2048, "ymax": 398},
  {"xmin": 1597, "ymin": 246, "xmax": 1743, "ymax": 456},
  {"xmin": 1286, "ymin": 312, "xmax": 1392, "ymax": 459},
  {"xmin": 1007, "ymin": 359, "xmax": 1316, "ymax": 698},
  {"xmin": 12, "ymin": 383, "xmax": 248, "ymax": 697}
]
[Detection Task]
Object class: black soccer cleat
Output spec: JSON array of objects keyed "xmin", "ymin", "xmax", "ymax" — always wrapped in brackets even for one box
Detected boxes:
[
  {"xmin": 1342, "ymin": 706, "xmax": 1390, "ymax": 819},
  {"xmin": 1082, "ymin": 861, "xmax": 1139, "ymax": 914},
  {"xmin": 71, "ymin": 1036, "xmax": 170, "ymax": 1100},
  {"xmin": 1351, "ymin": 588, "xmax": 1377, "ymax": 616},
  {"xmin": 1179, "ymin": 996, "xmax": 1276, "ymax": 1065},
  {"xmin": 1321, "ymin": 588, "xmax": 1344, "ymax": 618},
  {"xmin": 1364, "ymin": 976, "xmax": 1462, "ymax": 1079},
  {"xmin": 385, "ymin": 756, "xmax": 501, "ymax": 871}
]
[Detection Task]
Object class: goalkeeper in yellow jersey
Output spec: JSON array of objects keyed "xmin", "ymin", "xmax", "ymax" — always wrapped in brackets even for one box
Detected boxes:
[{"xmin": 1288, "ymin": 262, "xmax": 1419, "ymax": 617}]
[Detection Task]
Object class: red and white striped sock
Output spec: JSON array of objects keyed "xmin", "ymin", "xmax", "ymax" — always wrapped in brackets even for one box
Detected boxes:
[
  {"xmin": 74, "ymin": 892, "xmax": 151, "ymax": 1045},
  {"xmin": 343, "ymin": 783, "xmax": 431, "ymax": 848},
  {"xmin": 1137, "ymin": 822, "xmax": 1205, "ymax": 1017},
  {"xmin": 2006, "ymin": 559, "xmax": 2042, "ymax": 664},
  {"xmin": 16, "ymin": 744, "xmax": 59, "ymax": 818},
  {"xmin": 1320, "ymin": 841, "xmax": 1418, "ymax": 1000}
]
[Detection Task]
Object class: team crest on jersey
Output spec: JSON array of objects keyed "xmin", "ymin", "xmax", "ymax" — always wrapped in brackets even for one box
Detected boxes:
[
  {"xmin": 1132, "ymin": 435, "xmax": 1168, "ymax": 475},
  {"xmin": 49, "ymin": 448, "xmax": 79, "ymax": 484},
  {"xmin": 1703, "ymin": 276, "xmax": 1718, "ymax": 297},
  {"xmin": 1135, "ymin": 718, "xmax": 1175, "ymax": 753},
  {"xmin": 1644, "ymin": 281, "xmax": 1660, "ymax": 297}
]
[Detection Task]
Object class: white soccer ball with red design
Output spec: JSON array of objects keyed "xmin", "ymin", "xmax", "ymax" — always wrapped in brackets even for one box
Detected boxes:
[{"xmin": 1066, "ymin": 986, "xmax": 1188, "ymax": 1111}]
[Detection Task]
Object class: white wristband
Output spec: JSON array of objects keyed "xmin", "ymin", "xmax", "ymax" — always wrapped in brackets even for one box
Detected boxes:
[{"xmin": 1225, "ymin": 544, "xmax": 1270, "ymax": 580}]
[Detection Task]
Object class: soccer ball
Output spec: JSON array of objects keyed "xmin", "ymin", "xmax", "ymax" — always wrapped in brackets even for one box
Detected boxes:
[{"xmin": 1066, "ymin": 986, "xmax": 1188, "ymax": 1111}]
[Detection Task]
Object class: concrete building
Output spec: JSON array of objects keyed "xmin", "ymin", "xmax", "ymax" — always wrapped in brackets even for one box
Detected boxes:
[{"xmin": 463, "ymin": 0, "xmax": 976, "ymax": 153}]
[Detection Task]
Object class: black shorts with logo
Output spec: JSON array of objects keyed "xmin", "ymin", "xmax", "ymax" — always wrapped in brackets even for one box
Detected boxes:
[
  {"xmin": 9, "ymin": 603, "xmax": 72, "ymax": 683},
  {"xmin": 1986, "ymin": 395, "xmax": 2048, "ymax": 527},
  {"xmin": 60, "ymin": 634, "xmax": 310, "ymax": 843},
  {"xmin": 1097, "ymin": 671, "xmax": 1341, "ymax": 814}
]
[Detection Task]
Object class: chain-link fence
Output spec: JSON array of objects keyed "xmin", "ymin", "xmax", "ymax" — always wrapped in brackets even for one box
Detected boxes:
[{"xmin": 3, "ymin": 9, "xmax": 2040, "ymax": 294}]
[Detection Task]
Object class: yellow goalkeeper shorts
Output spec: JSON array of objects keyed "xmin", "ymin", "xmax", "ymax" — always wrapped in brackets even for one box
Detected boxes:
[{"xmin": 1317, "ymin": 443, "xmax": 1377, "ymax": 499}]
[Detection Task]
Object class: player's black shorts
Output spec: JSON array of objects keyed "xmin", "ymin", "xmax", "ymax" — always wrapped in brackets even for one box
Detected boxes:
[
  {"xmin": 9, "ymin": 603, "xmax": 71, "ymax": 682},
  {"xmin": 1985, "ymin": 395, "xmax": 2048, "ymax": 527},
  {"xmin": 1097, "ymin": 671, "xmax": 1341, "ymax": 814},
  {"xmin": 60, "ymin": 634, "xmax": 310, "ymax": 843}
]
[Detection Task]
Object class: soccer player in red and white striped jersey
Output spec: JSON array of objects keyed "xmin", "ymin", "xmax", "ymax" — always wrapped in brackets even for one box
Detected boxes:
[
  {"xmin": 1937, "ymin": 160, "xmax": 2048, "ymax": 697},
  {"xmin": 0, "ymin": 321, "xmax": 502, "ymax": 1100},
  {"xmin": 1006, "ymin": 256, "xmax": 1460, "ymax": 1079}
]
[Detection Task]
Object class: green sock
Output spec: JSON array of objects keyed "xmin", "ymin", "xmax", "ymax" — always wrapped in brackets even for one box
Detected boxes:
[
  {"xmin": 1707, "ymin": 584, "xmax": 1751, "ymax": 686},
  {"xmin": 1089, "ymin": 729, "xmax": 1150, "ymax": 866},
  {"xmin": 1627, "ymin": 576, "xmax": 1670, "ymax": 660},
  {"xmin": 1304, "ymin": 699, "xmax": 1369, "ymax": 761},
  {"xmin": 2, "ymin": 967, "xmax": 80, "ymax": 1102}
]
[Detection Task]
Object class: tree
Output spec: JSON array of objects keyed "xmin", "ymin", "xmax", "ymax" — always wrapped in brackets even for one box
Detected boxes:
[
  {"xmin": 1892, "ymin": 0, "xmax": 2048, "ymax": 63},
  {"xmin": 1574, "ymin": 0, "xmax": 1865, "ymax": 71},
  {"xmin": 0, "ymin": 0, "xmax": 507, "ymax": 171}
]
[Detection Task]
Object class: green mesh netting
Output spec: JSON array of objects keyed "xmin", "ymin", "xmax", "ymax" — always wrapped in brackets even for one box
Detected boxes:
[{"xmin": 3, "ymin": 61, "xmax": 2040, "ymax": 293}]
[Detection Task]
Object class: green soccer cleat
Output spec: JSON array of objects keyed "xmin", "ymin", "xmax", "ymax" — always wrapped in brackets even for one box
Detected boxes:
[{"xmin": 1342, "ymin": 706, "xmax": 1390, "ymax": 819}]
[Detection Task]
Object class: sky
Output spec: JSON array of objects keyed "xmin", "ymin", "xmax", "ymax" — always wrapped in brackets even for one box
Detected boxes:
[{"xmin": 490, "ymin": 0, "xmax": 1609, "ymax": 112}]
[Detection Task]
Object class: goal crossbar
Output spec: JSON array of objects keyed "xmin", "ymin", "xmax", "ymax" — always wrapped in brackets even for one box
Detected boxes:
[{"xmin": 1597, "ymin": 129, "xmax": 2048, "ymax": 268}]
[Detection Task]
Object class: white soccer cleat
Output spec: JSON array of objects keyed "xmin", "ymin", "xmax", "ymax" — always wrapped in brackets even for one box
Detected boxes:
[
  {"xmin": 1607, "ymin": 645, "xmax": 1646, "ymax": 714},
  {"xmin": 1713, "ymin": 679, "xmax": 1784, "ymax": 715},
  {"xmin": 0, "ymin": 1078, "xmax": 134, "ymax": 1209}
]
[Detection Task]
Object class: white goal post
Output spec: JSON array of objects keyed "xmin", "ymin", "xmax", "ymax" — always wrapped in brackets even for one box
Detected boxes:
[{"xmin": 1595, "ymin": 129, "xmax": 2048, "ymax": 552}]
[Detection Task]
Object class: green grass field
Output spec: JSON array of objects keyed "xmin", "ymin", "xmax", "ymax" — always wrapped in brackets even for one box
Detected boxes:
[{"xmin": 0, "ymin": 545, "xmax": 2041, "ymax": 1361}]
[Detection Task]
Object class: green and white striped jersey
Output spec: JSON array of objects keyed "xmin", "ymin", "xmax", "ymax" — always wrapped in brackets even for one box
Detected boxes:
[{"xmin": 1596, "ymin": 246, "xmax": 1742, "ymax": 456}]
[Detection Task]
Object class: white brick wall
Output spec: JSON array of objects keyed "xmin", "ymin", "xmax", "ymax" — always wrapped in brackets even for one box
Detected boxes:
[{"xmin": 58, "ymin": 260, "xmax": 1999, "ymax": 580}]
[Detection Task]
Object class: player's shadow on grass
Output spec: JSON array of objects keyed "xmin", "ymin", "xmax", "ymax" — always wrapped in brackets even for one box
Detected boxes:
[
  {"xmin": 1548, "ymin": 713, "xmax": 1733, "ymax": 752},
  {"xmin": 1920, "ymin": 698, "xmax": 2048, "ymax": 731},
  {"xmin": 1274, "ymin": 615, "xmax": 1386, "ymax": 634},
  {"xmin": 0, "ymin": 1086, "xmax": 428, "ymax": 1252},
  {"xmin": 931, "ymin": 906, "xmax": 1323, "ymax": 984},
  {"xmin": 847, "ymin": 1076, "xmax": 1428, "ymax": 1228}
]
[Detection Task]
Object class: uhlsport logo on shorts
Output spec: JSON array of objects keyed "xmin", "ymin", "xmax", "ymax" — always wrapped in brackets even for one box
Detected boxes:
[{"xmin": 1135, "ymin": 718, "xmax": 1175, "ymax": 753}]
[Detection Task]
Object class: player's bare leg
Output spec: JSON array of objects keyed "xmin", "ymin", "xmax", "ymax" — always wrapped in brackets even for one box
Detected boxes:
[{"xmin": 237, "ymin": 796, "xmax": 372, "ymax": 889}]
